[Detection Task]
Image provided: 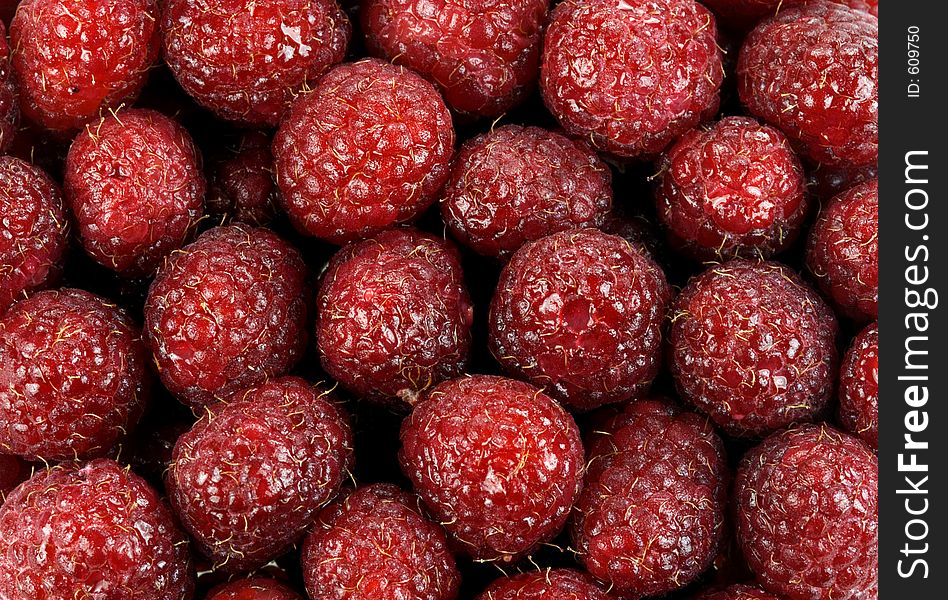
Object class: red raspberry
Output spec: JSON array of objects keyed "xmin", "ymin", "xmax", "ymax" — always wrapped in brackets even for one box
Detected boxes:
[
  {"xmin": 144, "ymin": 224, "xmax": 308, "ymax": 409},
  {"xmin": 0, "ymin": 21, "xmax": 17, "ymax": 154},
  {"xmin": 161, "ymin": 0, "xmax": 350, "ymax": 126},
  {"xmin": 400, "ymin": 375, "xmax": 584, "ymax": 561},
  {"xmin": 0, "ymin": 288, "xmax": 149, "ymax": 461},
  {"xmin": 168, "ymin": 377, "xmax": 353, "ymax": 572},
  {"xmin": 807, "ymin": 161, "xmax": 877, "ymax": 201},
  {"xmin": 9, "ymin": 0, "xmax": 159, "ymax": 132},
  {"xmin": 0, "ymin": 156, "xmax": 69, "ymax": 312},
  {"xmin": 207, "ymin": 131, "xmax": 279, "ymax": 226},
  {"xmin": 600, "ymin": 208, "xmax": 666, "ymax": 261},
  {"xmin": 735, "ymin": 424, "xmax": 878, "ymax": 599},
  {"xmin": 541, "ymin": 0, "xmax": 723, "ymax": 159},
  {"xmin": 361, "ymin": 0, "xmax": 548, "ymax": 117},
  {"xmin": 655, "ymin": 116, "xmax": 808, "ymax": 261},
  {"xmin": 0, "ymin": 459, "xmax": 194, "ymax": 599},
  {"xmin": 738, "ymin": 1, "xmax": 878, "ymax": 168},
  {"xmin": 838, "ymin": 322, "xmax": 877, "ymax": 449},
  {"xmin": 64, "ymin": 109, "xmax": 205, "ymax": 276},
  {"xmin": 489, "ymin": 229, "xmax": 670, "ymax": 411},
  {"xmin": 476, "ymin": 569, "xmax": 615, "ymax": 600},
  {"xmin": 317, "ymin": 228, "xmax": 473, "ymax": 408},
  {"xmin": 301, "ymin": 483, "xmax": 460, "ymax": 600},
  {"xmin": 440, "ymin": 125, "xmax": 612, "ymax": 258},
  {"xmin": 273, "ymin": 59, "xmax": 455, "ymax": 243},
  {"xmin": 703, "ymin": 0, "xmax": 878, "ymax": 30},
  {"xmin": 691, "ymin": 583, "xmax": 783, "ymax": 600},
  {"xmin": 805, "ymin": 179, "xmax": 878, "ymax": 322},
  {"xmin": 670, "ymin": 260, "xmax": 838, "ymax": 437},
  {"xmin": 206, "ymin": 577, "xmax": 303, "ymax": 600},
  {"xmin": 0, "ymin": 453, "xmax": 29, "ymax": 500}
]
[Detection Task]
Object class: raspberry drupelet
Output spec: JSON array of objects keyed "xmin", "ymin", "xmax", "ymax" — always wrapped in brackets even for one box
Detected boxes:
[
  {"xmin": 273, "ymin": 58, "xmax": 455, "ymax": 244},
  {"xmin": 0, "ymin": 21, "xmax": 17, "ymax": 154},
  {"xmin": 144, "ymin": 224, "xmax": 308, "ymax": 409},
  {"xmin": 440, "ymin": 125, "xmax": 612, "ymax": 259},
  {"xmin": 476, "ymin": 569, "xmax": 615, "ymax": 600},
  {"xmin": 161, "ymin": 0, "xmax": 350, "ymax": 126},
  {"xmin": 838, "ymin": 322, "xmax": 878, "ymax": 449},
  {"xmin": 206, "ymin": 131, "xmax": 279, "ymax": 226},
  {"xmin": 206, "ymin": 577, "xmax": 304, "ymax": 600},
  {"xmin": 400, "ymin": 375, "xmax": 584, "ymax": 562}
]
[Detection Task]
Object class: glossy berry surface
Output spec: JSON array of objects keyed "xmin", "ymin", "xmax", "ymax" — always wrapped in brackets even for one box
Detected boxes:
[
  {"xmin": 206, "ymin": 131, "xmax": 279, "ymax": 226},
  {"xmin": 205, "ymin": 577, "xmax": 303, "ymax": 600},
  {"xmin": 838, "ymin": 322, "xmax": 878, "ymax": 449},
  {"xmin": 476, "ymin": 569, "xmax": 614, "ymax": 600},
  {"xmin": 690, "ymin": 583, "xmax": 783, "ymax": 600}
]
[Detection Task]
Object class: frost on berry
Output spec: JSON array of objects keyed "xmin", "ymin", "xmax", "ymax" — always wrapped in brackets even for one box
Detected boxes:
[{"xmin": 838, "ymin": 322, "xmax": 878, "ymax": 449}]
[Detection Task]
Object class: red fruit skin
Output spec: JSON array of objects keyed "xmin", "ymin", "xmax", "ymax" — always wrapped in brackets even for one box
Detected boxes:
[
  {"xmin": 9, "ymin": 0, "xmax": 159, "ymax": 132},
  {"xmin": 735, "ymin": 424, "xmax": 878, "ymax": 600},
  {"xmin": 738, "ymin": 1, "xmax": 878, "ymax": 168},
  {"xmin": 489, "ymin": 229, "xmax": 670, "ymax": 411},
  {"xmin": 541, "ymin": 0, "xmax": 723, "ymax": 159},
  {"xmin": 702, "ymin": 0, "xmax": 878, "ymax": 30},
  {"xmin": 0, "ymin": 21, "xmax": 18, "ymax": 154},
  {"xmin": 0, "ymin": 288, "xmax": 149, "ymax": 461},
  {"xmin": 440, "ymin": 125, "xmax": 612, "ymax": 259},
  {"xmin": 670, "ymin": 260, "xmax": 838, "ymax": 437},
  {"xmin": 476, "ymin": 569, "xmax": 615, "ymax": 600},
  {"xmin": 0, "ymin": 156, "xmax": 68, "ymax": 312},
  {"xmin": 206, "ymin": 577, "xmax": 303, "ymax": 600},
  {"xmin": 805, "ymin": 179, "xmax": 878, "ymax": 322},
  {"xmin": 656, "ymin": 116, "xmax": 808, "ymax": 261},
  {"xmin": 301, "ymin": 484, "xmax": 461, "ymax": 600},
  {"xmin": 273, "ymin": 59, "xmax": 455, "ymax": 244},
  {"xmin": 690, "ymin": 583, "xmax": 783, "ymax": 600},
  {"xmin": 838, "ymin": 322, "xmax": 878, "ymax": 449},
  {"xmin": 361, "ymin": 0, "xmax": 548, "ymax": 117},
  {"xmin": 168, "ymin": 377, "xmax": 353, "ymax": 572},
  {"xmin": 317, "ymin": 228, "xmax": 473, "ymax": 408},
  {"xmin": 400, "ymin": 375, "xmax": 584, "ymax": 562},
  {"xmin": 162, "ymin": 0, "xmax": 350, "ymax": 126},
  {"xmin": 207, "ymin": 131, "xmax": 279, "ymax": 226},
  {"xmin": 0, "ymin": 459, "xmax": 194, "ymax": 599},
  {"xmin": 144, "ymin": 225, "xmax": 308, "ymax": 409},
  {"xmin": 64, "ymin": 109, "xmax": 205, "ymax": 276},
  {"xmin": 571, "ymin": 399, "xmax": 729, "ymax": 597}
]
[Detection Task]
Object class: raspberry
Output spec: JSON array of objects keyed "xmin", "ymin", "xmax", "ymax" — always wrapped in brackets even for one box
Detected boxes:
[
  {"xmin": 440, "ymin": 125, "xmax": 612, "ymax": 258},
  {"xmin": 670, "ymin": 260, "xmax": 838, "ymax": 437},
  {"xmin": 206, "ymin": 577, "xmax": 303, "ymax": 600},
  {"xmin": 168, "ymin": 377, "xmax": 353, "ymax": 571},
  {"xmin": 316, "ymin": 228, "xmax": 473, "ymax": 408},
  {"xmin": 0, "ymin": 21, "xmax": 17, "ymax": 154},
  {"xmin": 161, "ymin": 0, "xmax": 350, "ymax": 126},
  {"xmin": 301, "ymin": 483, "xmax": 460, "ymax": 600},
  {"xmin": 0, "ymin": 156, "xmax": 69, "ymax": 312},
  {"xmin": 0, "ymin": 459, "xmax": 194, "ymax": 599},
  {"xmin": 489, "ymin": 229, "xmax": 670, "ymax": 411},
  {"xmin": 0, "ymin": 288, "xmax": 149, "ymax": 461},
  {"xmin": 540, "ymin": 0, "xmax": 723, "ymax": 158},
  {"xmin": 600, "ymin": 208, "xmax": 666, "ymax": 262},
  {"xmin": 691, "ymin": 583, "xmax": 783, "ymax": 600},
  {"xmin": 273, "ymin": 59, "xmax": 455, "ymax": 243},
  {"xmin": 361, "ymin": 0, "xmax": 548, "ymax": 117},
  {"xmin": 400, "ymin": 375, "xmax": 584, "ymax": 561},
  {"xmin": 807, "ymin": 161, "xmax": 877, "ymax": 201},
  {"xmin": 144, "ymin": 224, "xmax": 308, "ymax": 409},
  {"xmin": 476, "ymin": 569, "xmax": 615, "ymax": 600},
  {"xmin": 735, "ymin": 424, "xmax": 878, "ymax": 599},
  {"xmin": 838, "ymin": 322, "xmax": 878, "ymax": 449},
  {"xmin": 805, "ymin": 179, "xmax": 878, "ymax": 322},
  {"xmin": 573, "ymin": 399, "xmax": 728, "ymax": 596},
  {"xmin": 64, "ymin": 109, "xmax": 205, "ymax": 276},
  {"xmin": 737, "ymin": 1, "xmax": 878, "ymax": 168},
  {"xmin": 655, "ymin": 116, "xmax": 808, "ymax": 261},
  {"xmin": 702, "ymin": 1, "xmax": 878, "ymax": 30},
  {"xmin": 207, "ymin": 131, "xmax": 279, "ymax": 226},
  {"xmin": 9, "ymin": 0, "xmax": 159, "ymax": 132}
]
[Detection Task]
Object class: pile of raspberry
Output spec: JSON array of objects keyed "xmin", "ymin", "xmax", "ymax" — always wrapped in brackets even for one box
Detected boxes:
[{"xmin": 0, "ymin": 1, "xmax": 878, "ymax": 598}]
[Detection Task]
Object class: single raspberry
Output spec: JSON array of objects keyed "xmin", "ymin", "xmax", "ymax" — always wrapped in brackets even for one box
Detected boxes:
[
  {"xmin": 144, "ymin": 224, "xmax": 308, "ymax": 409},
  {"xmin": 540, "ymin": 0, "xmax": 723, "ymax": 159},
  {"xmin": 655, "ymin": 116, "xmax": 808, "ymax": 261},
  {"xmin": 0, "ymin": 453, "xmax": 29, "ymax": 500},
  {"xmin": 273, "ymin": 59, "xmax": 455, "ymax": 243},
  {"xmin": 670, "ymin": 260, "xmax": 838, "ymax": 437},
  {"xmin": 737, "ymin": 1, "xmax": 878, "ymax": 168},
  {"xmin": 161, "ymin": 0, "xmax": 350, "ymax": 126},
  {"xmin": 301, "ymin": 483, "xmax": 461, "ymax": 600},
  {"xmin": 9, "ymin": 0, "xmax": 159, "ymax": 132},
  {"xmin": 400, "ymin": 375, "xmax": 584, "ymax": 561},
  {"xmin": 571, "ymin": 399, "xmax": 728, "ymax": 597},
  {"xmin": 476, "ymin": 569, "xmax": 615, "ymax": 600},
  {"xmin": 0, "ymin": 459, "xmax": 194, "ymax": 599},
  {"xmin": 838, "ymin": 322, "xmax": 878, "ymax": 449},
  {"xmin": 600, "ymin": 208, "xmax": 666, "ymax": 262},
  {"xmin": 206, "ymin": 577, "xmax": 303, "ymax": 600},
  {"xmin": 805, "ymin": 179, "xmax": 878, "ymax": 322},
  {"xmin": 0, "ymin": 288, "xmax": 149, "ymax": 461},
  {"xmin": 0, "ymin": 21, "xmax": 17, "ymax": 154},
  {"xmin": 168, "ymin": 377, "xmax": 353, "ymax": 572},
  {"xmin": 489, "ymin": 228, "xmax": 670, "ymax": 411},
  {"xmin": 807, "ymin": 161, "xmax": 877, "ymax": 201},
  {"xmin": 64, "ymin": 108, "xmax": 205, "ymax": 276},
  {"xmin": 440, "ymin": 125, "xmax": 612, "ymax": 259},
  {"xmin": 316, "ymin": 228, "xmax": 473, "ymax": 408},
  {"xmin": 0, "ymin": 156, "xmax": 69, "ymax": 312},
  {"xmin": 690, "ymin": 583, "xmax": 783, "ymax": 600},
  {"xmin": 206, "ymin": 131, "xmax": 279, "ymax": 226},
  {"xmin": 702, "ymin": 0, "xmax": 878, "ymax": 30},
  {"xmin": 361, "ymin": 0, "xmax": 548, "ymax": 117},
  {"xmin": 735, "ymin": 424, "xmax": 878, "ymax": 599}
]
